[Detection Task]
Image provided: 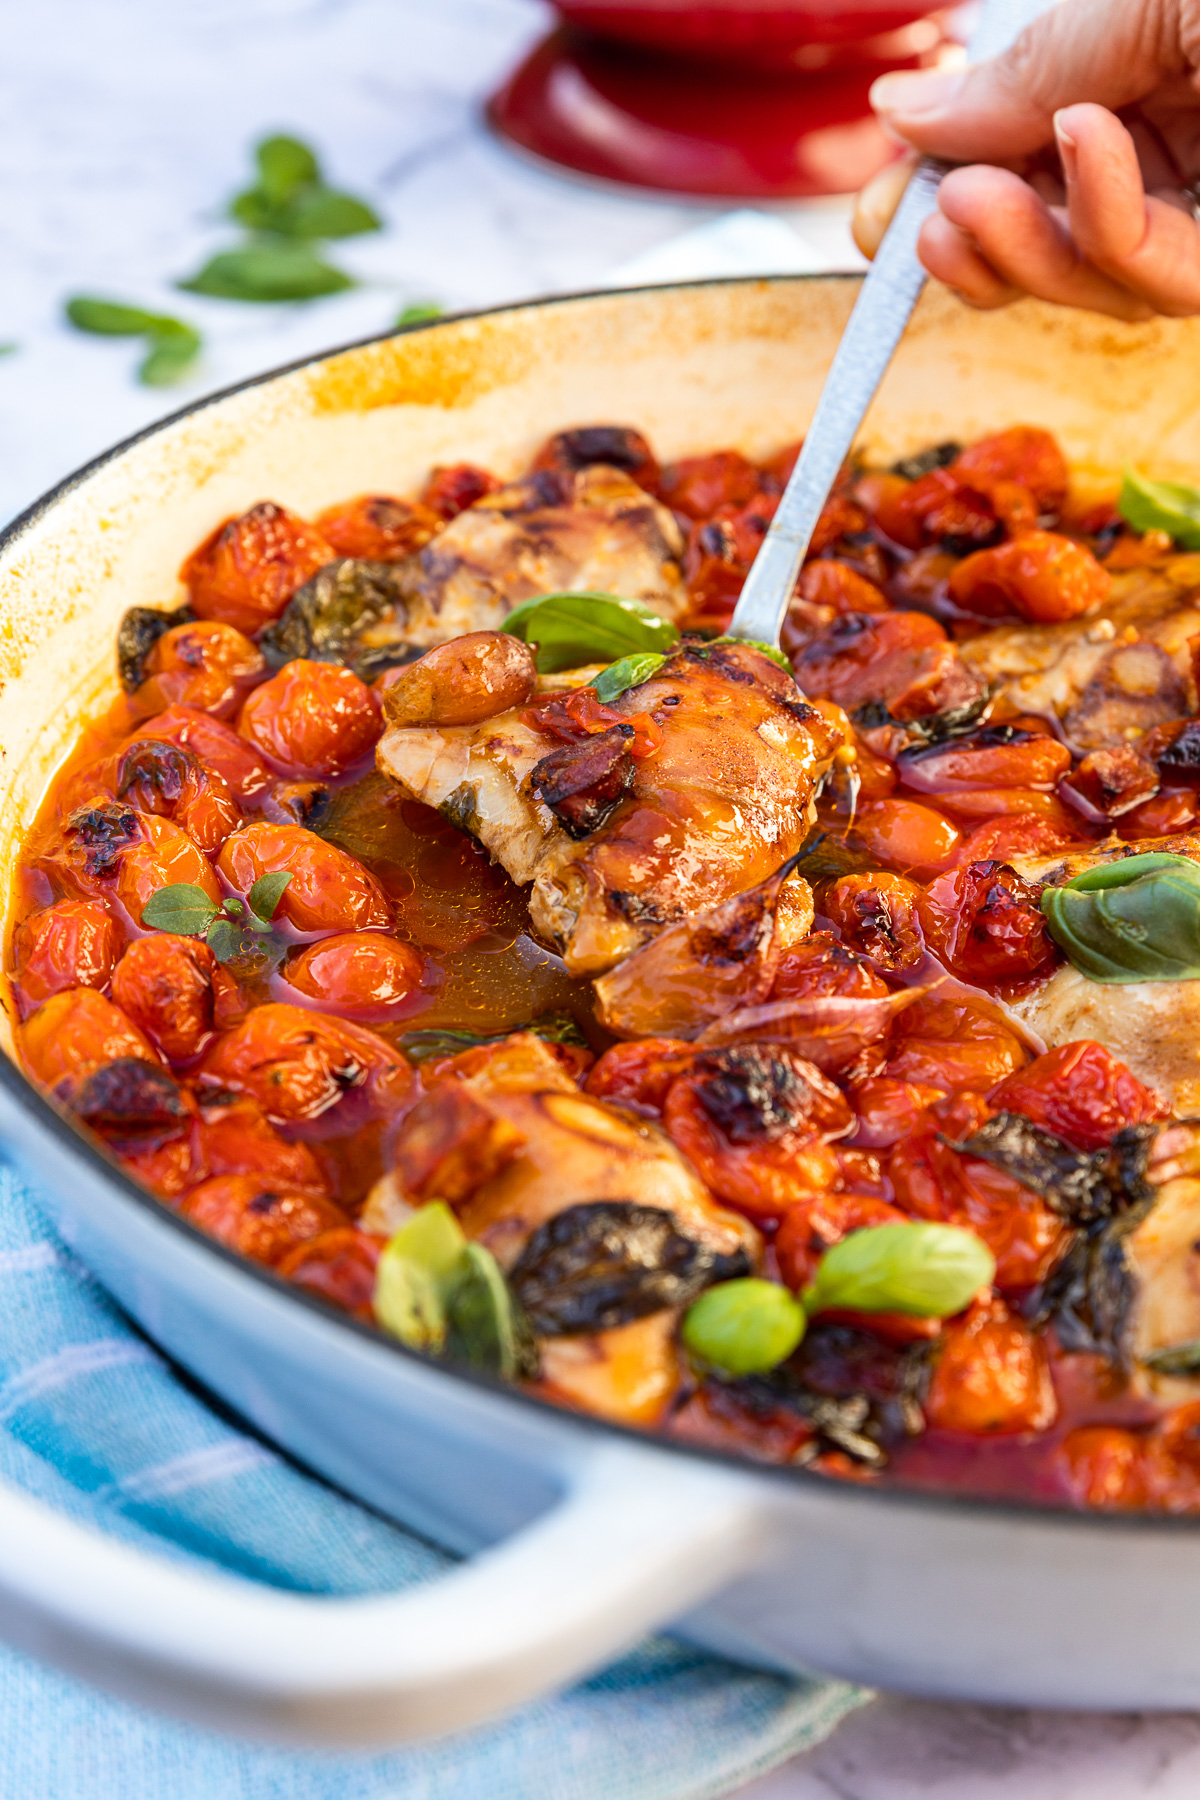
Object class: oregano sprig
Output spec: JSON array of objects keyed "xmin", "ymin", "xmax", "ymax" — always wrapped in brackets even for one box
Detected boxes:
[
  {"xmin": 64, "ymin": 298, "xmax": 202, "ymax": 387},
  {"xmin": 141, "ymin": 872, "xmax": 292, "ymax": 968}
]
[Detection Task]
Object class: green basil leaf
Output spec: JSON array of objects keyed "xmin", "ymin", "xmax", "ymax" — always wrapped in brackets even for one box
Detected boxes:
[
  {"xmin": 246, "ymin": 870, "xmax": 292, "ymax": 925},
  {"xmin": 398, "ymin": 1011, "xmax": 588, "ymax": 1064},
  {"xmin": 1141, "ymin": 1339, "xmax": 1200, "ymax": 1376},
  {"xmin": 396, "ymin": 301, "xmax": 442, "ymax": 327},
  {"xmin": 592, "ymin": 651, "xmax": 668, "ymax": 703},
  {"xmin": 140, "ymin": 883, "xmax": 218, "ymax": 937},
  {"xmin": 0, "ymin": 343, "xmax": 15, "ymax": 357},
  {"xmin": 65, "ymin": 297, "xmax": 166, "ymax": 337},
  {"xmin": 281, "ymin": 187, "xmax": 381, "ymax": 239},
  {"xmin": 502, "ymin": 592, "xmax": 680, "ymax": 674},
  {"xmin": 801, "ymin": 1222, "xmax": 995, "ymax": 1319},
  {"xmin": 374, "ymin": 1251, "xmax": 447, "ymax": 1352},
  {"xmin": 388, "ymin": 1201, "xmax": 469, "ymax": 1281},
  {"xmin": 1040, "ymin": 852, "xmax": 1200, "ymax": 982},
  {"xmin": 443, "ymin": 1242, "xmax": 526, "ymax": 1378},
  {"xmin": 1118, "ymin": 468, "xmax": 1200, "ymax": 551},
  {"xmin": 178, "ymin": 242, "xmax": 354, "ymax": 302},
  {"xmin": 705, "ymin": 635, "xmax": 792, "ymax": 672},
  {"xmin": 255, "ymin": 134, "xmax": 320, "ymax": 205},
  {"xmin": 138, "ymin": 325, "xmax": 201, "ymax": 387}
]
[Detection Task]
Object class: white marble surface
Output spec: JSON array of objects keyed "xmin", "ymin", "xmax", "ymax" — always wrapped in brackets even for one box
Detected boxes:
[{"xmin": 2, "ymin": 0, "xmax": 1193, "ymax": 1793}]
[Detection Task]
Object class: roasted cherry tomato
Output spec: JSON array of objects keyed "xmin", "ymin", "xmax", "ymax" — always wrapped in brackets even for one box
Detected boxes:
[
  {"xmin": 952, "ymin": 814, "xmax": 1075, "ymax": 865},
  {"xmin": 1120, "ymin": 789, "xmax": 1200, "ymax": 838},
  {"xmin": 522, "ymin": 686, "xmax": 663, "ymax": 760},
  {"xmin": 283, "ymin": 932, "xmax": 425, "ymax": 1020},
  {"xmin": 181, "ymin": 502, "xmax": 334, "ymax": 634},
  {"xmin": 110, "ymin": 933, "xmax": 217, "ymax": 1062},
  {"xmin": 953, "ymin": 426, "xmax": 1069, "ymax": 512},
  {"xmin": 238, "ymin": 659, "xmax": 381, "ymax": 778},
  {"xmin": 990, "ymin": 1041, "xmax": 1168, "ymax": 1151},
  {"xmin": 898, "ymin": 727, "xmax": 1070, "ymax": 796},
  {"xmin": 116, "ymin": 738, "xmax": 240, "ymax": 853},
  {"xmin": 180, "ymin": 1175, "xmax": 348, "ymax": 1267},
  {"xmin": 796, "ymin": 559, "xmax": 889, "ymax": 615},
  {"xmin": 667, "ymin": 1380, "xmax": 815, "ymax": 1464},
  {"xmin": 846, "ymin": 1076, "xmax": 946, "ymax": 1149},
  {"xmin": 771, "ymin": 932, "xmax": 889, "ymax": 1002},
  {"xmin": 936, "ymin": 789, "xmax": 1080, "ymax": 832},
  {"xmin": 824, "ymin": 871, "xmax": 925, "ymax": 971},
  {"xmin": 21, "ymin": 987, "xmax": 159, "ymax": 1090},
  {"xmin": 924, "ymin": 1298, "xmax": 1057, "ymax": 1433},
  {"xmin": 920, "ymin": 859, "xmax": 1062, "ymax": 984},
  {"xmin": 774, "ymin": 1191, "xmax": 908, "ymax": 1291},
  {"xmin": 131, "ymin": 705, "xmax": 272, "ymax": 800},
  {"xmin": 13, "ymin": 900, "xmax": 121, "ymax": 1015},
  {"xmin": 419, "ymin": 463, "xmax": 501, "ymax": 520},
  {"xmin": 129, "ymin": 620, "xmax": 264, "ymax": 721},
  {"xmin": 314, "ymin": 494, "xmax": 440, "ymax": 562},
  {"xmin": 794, "ymin": 611, "xmax": 981, "ymax": 723},
  {"xmin": 885, "ymin": 996, "xmax": 1027, "ymax": 1092},
  {"xmin": 658, "ymin": 450, "xmax": 760, "ymax": 520},
  {"xmin": 276, "ymin": 1228, "xmax": 382, "ymax": 1317},
  {"xmin": 584, "ymin": 1038, "xmax": 696, "ymax": 1113},
  {"xmin": 200, "ymin": 1003, "xmax": 412, "ymax": 1124},
  {"xmin": 532, "ymin": 425, "xmax": 660, "ymax": 493},
  {"xmin": 1054, "ymin": 1425, "xmax": 1146, "ymax": 1509},
  {"xmin": 949, "ymin": 531, "xmax": 1110, "ymax": 624},
  {"xmin": 217, "ymin": 821, "xmax": 391, "ymax": 933},
  {"xmin": 116, "ymin": 813, "xmax": 221, "ymax": 922},
  {"xmin": 849, "ymin": 797, "xmax": 961, "ymax": 876},
  {"xmin": 182, "ymin": 1093, "xmax": 329, "ymax": 1199},
  {"xmin": 870, "ymin": 466, "xmax": 1008, "ymax": 553}
]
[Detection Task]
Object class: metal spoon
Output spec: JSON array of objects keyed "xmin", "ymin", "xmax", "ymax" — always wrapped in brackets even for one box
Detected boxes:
[{"xmin": 727, "ymin": 0, "xmax": 1052, "ymax": 652}]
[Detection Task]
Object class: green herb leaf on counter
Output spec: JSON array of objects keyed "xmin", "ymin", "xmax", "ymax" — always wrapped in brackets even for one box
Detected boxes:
[
  {"xmin": 1118, "ymin": 469, "xmax": 1200, "ymax": 551},
  {"xmin": 374, "ymin": 1201, "xmax": 533, "ymax": 1378},
  {"xmin": 398, "ymin": 1010, "xmax": 588, "ymax": 1065},
  {"xmin": 503, "ymin": 592, "xmax": 680, "ymax": 674},
  {"xmin": 592, "ymin": 651, "xmax": 668, "ymax": 704},
  {"xmin": 179, "ymin": 242, "xmax": 354, "ymax": 302},
  {"xmin": 801, "ymin": 1222, "xmax": 995, "ymax": 1321},
  {"xmin": 65, "ymin": 297, "xmax": 201, "ymax": 387},
  {"xmin": 0, "ymin": 343, "xmax": 17, "ymax": 356},
  {"xmin": 704, "ymin": 635, "xmax": 791, "ymax": 672},
  {"xmin": 1040, "ymin": 852, "xmax": 1200, "ymax": 983},
  {"xmin": 395, "ymin": 301, "xmax": 443, "ymax": 327},
  {"xmin": 230, "ymin": 134, "xmax": 381, "ymax": 240}
]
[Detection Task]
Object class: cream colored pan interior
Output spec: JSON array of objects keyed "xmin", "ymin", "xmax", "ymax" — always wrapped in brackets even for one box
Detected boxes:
[{"xmin": 3, "ymin": 275, "xmax": 1200, "ymax": 1061}]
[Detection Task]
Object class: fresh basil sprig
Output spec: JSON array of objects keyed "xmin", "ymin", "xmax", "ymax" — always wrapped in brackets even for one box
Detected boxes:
[
  {"xmin": 1118, "ymin": 469, "xmax": 1200, "ymax": 551},
  {"xmin": 592, "ymin": 651, "xmax": 668, "ymax": 703},
  {"xmin": 140, "ymin": 872, "xmax": 291, "ymax": 968},
  {"xmin": 801, "ymin": 1222, "xmax": 995, "ymax": 1319},
  {"xmin": 502, "ymin": 592, "xmax": 680, "ymax": 674},
  {"xmin": 398, "ymin": 1010, "xmax": 587, "ymax": 1065},
  {"xmin": 1040, "ymin": 852, "xmax": 1200, "ymax": 983},
  {"xmin": 65, "ymin": 297, "xmax": 201, "ymax": 387},
  {"xmin": 373, "ymin": 1201, "xmax": 532, "ymax": 1377},
  {"xmin": 395, "ymin": 301, "xmax": 443, "ymax": 328}
]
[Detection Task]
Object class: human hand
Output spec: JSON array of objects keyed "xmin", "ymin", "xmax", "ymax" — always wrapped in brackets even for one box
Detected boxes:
[{"xmin": 852, "ymin": 0, "xmax": 1200, "ymax": 320}]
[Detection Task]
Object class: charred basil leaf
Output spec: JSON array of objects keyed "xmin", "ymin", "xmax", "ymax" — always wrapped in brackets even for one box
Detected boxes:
[
  {"xmin": 851, "ymin": 687, "xmax": 993, "ymax": 744},
  {"xmin": 68, "ymin": 1059, "xmax": 188, "ymax": 1134},
  {"xmin": 1041, "ymin": 852, "xmax": 1200, "ymax": 982},
  {"xmin": 890, "ymin": 441, "xmax": 962, "ymax": 482},
  {"xmin": 258, "ymin": 558, "xmax": 410, "ymax": 675},
  {"xmin": 399, "ymin": 1011, "xmax": 588, "ymax": 1065},
  {"xmin": 1025, "ymin": 1197, "xmax": 1155, "ymax": 1366},
  {"xmin": 116, "ymin": 604, "xmax": 195, "ymax": 691},
  {"xmin": 1141, "ymin": 1340, "xmax": 1200, "ymax": 1377},
  {"xmin": 950, "ymin": 1111, "xmax": 1116, "ymax": 1223},
  {"xmin": 509, "ymin": 1201, "xmax": 748, "ymax": 1336}
]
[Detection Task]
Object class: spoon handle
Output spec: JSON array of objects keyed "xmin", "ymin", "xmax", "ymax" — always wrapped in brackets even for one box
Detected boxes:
[{"xmin": 727, "ymin": 0, "xmax": 1050, "ymax": 651}]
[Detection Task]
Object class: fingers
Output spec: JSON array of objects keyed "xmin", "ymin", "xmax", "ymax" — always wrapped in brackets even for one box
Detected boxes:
[
  {"xmin": 1055, "ymin": 103, "xmax": 1200, "ymax": 314},
  {"xmin": 918, "ymin": 213, "xmax": 1023, "ymax": 309},
  {"xmin": 869, "ymin": 0, "xmax": 1175, "ymax": 163},
  {"xmin": 852, "ymin": 152, "xmax": 919, "ymax": 260}
]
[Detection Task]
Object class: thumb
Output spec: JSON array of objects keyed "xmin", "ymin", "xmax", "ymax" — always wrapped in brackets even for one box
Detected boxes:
[{"xmin": 870, "ymin": 0, "xmax": 1179, "ymax": 163}]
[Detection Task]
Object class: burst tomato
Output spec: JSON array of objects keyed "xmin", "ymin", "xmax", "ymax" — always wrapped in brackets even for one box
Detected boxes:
[
  {"xmin": 182, "ymin": 502, "xmax": 334, "ymax": 634},
  {"xmin": 217, "ymin": 821, "xmax": 391, "ymax": 933},
  {"xmin": 13, "ymin": 900, "xmax": 121, "ymax": 1015},
  {"xmin": 990, "ymin": 1041, "xmax": 1168, "ymax": 1150}
]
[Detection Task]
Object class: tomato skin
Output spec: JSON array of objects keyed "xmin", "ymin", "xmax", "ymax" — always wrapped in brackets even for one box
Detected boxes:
[
  {"xmin": 217, "ymin": 821, "xmax": 391, "ymax": 933},
  {"xmin": 796, "ymin": 560, "xmax": 889, "ymax": 614},
  {"xmin": 794, "ymin": 611, "xmax": 981, "ymax": 723},
  {"xmin": 872, "ymin": 466, "xmax": 1006, "ymax": 553},
  {"xmin": 130, "ymin": 621, "xmax": 264, "ymax": 721},
  {"xmin": 314, "ymin": 494, "xmax": 439, "ymax": 562},
  {"xmin": 200, "ymin": 1002, "xmax": 413, "ymax": 1124},
  {"xmin": 920, "ymin": 859, "xmax": 1062, "ymax": 983},
  {"xmin": 522, "ymin": 686, "xmax": 663, "ymax": 760},
  {"xmin": 659, "ymin": 450, "xmax": 760, "ymax": 520},
  {"xmin": 772, "ymin": 932, "xmax": 890, "ymax": 1003},
  {"xmin": 180, "ymin": 1175, "xmax": 349, "ymax": 1267},
  {"xmin": 182, "ymin": 502, "xmax": 334, "ymax": 634},
  {"xmin": 110, "ymin": 933, "xmax": 216, "ymax": 1062},
  {"xmin": 936, "ymin": 788, "xmax": 1080, "ymax": 831},
  {"xmin": 116, "ymin": 813, "xmax": 221, "ymax": 922},
  {"xmin": 21, "ymin": 988, "xmax": 159, "ymax": 1091},
  {"xmin": 847, "ymin": 1076, "xmax": 946, "ymax": 1148},
  {"xmin": 132, "ymin": 706, "xmax": 272, "ymax": 800},
  {"xmin": 1120, "ymin": 789, "xmax": 1200, "ymax": 838},
  {"xmin": 991, "ymin": 1041, "xmax": 1168, "ymax": 1151},
  {"xmin": 949, "ymin": 530, "xmax": 1110, "ymax": 624},
  {"xmin": 885, "ymin": 996, "xmax": 1027, "ymax": 1092},
  {"xmin": 850, "ymin": 798, "xmax": 961, "ymax": 876},
  {"xmin": 924, "ymin": 1298, "xmax": 1057, "ymax": 1434},
  {"xmin": 951, "ymin": 814, "xmax": 1075, "ymax": 865},
  {"xmin": 419, "ymin": 463, "xmax": 500, "ymax": 521},
  {"xmin": 824, "ymin": 871, "xmax": 925, "ymax": 971},
  {"xmin": 13, "ymin": 900, "xmax": 121, "ymax": 1015},
  {"xmin": 953, "ymin": 426, "xmax": 1069, "ymax": 512},
  {"xmin": 584, "ymin": 1038, "xmax": 696, "ymax": 1113},
  {"xmin": 277, "ymin": 1227, "xmax": 381, "ymax": 1317},
  {"xmin": 898, "ymin": 729, "xmax": 1070, "ymax": 796},
  {"xmin": 1054, "ymin": 1425, "xmax": 1147, "ymax": 1509},
  {"xmin": 190, "ymin": 1095, "xmax": 328, "ymax": 1196},
  {"xmin": 775, "ymin": 1191, "xmax": 908, "ymax": 1291},
  {"xmin": 238, "ymin": 659, "xmax": 381, "ymax": 778},
  {"xmin": 116, "ymin": 738, "xmax": 240, "ymax": 854},
  {"xmin": 283, "ymin": 932, "xmax": 425, "ymax": 1019}
]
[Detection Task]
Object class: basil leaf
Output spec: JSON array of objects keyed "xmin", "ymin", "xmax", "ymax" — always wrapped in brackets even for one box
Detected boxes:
[
  {"xmin": 802, "ymin": 1222, "xmax": 995, "ymax": 1319},
  {"xmin": 388, "ymin": 1201, "xmax": 469, "ymax": 1281},
  {"xmin": 179, "ymin": 242, "xmax": 354, "ymax": 302},
  {"xmin": 66, "ymin": 297, "xmax": 167, "ymax": 336},
  {"xmin": 706, "ymin": 635, "xmax": 792, "ymax": 672},
  {"xmin": 396, "ymin": 301, "xmax": 442, "ymax": 327},
  {"xmin": 374, "ymin": 1251, "xmax": 447, "ymax": 1352},
  {"xmin": 443, "ymin": 1242, "xmax": 526, "ymax": 1378},
  {"xmin": 592, "ymin": 651, "xmax": 667, "ymax": 703},
  {"xmin": 1118, "ymin": 469, "xmax": 1200, "ymax": 551},
  {"xmin": 140, "ymin": 883, "xmax": 218, "ymax": 937},
  {"xmin": 255, "ymin": 134, "xmax": 320, "ymax": 205},
  {"xmin": 503, "ymin": 592, "xmax": 680, "ymax": 674},
  {"xmin": 138, "ymin": 324, "xmax": 201, "ymax": 388},
  {"xmin": 398, "ymin": 1011, "xmax": 588, "ymax": 1064},
  {"xmin": 282, "ymin": 188, "xmax": 380, "ymax": 239},
  {"xmin": 1040, "ymin": 852, "xmax": 1200, "ymax": 982},
  {"xmin": 205, "ymin": 917, "xmax": 253, "ymax": 965},
  {"xmin": 246, "ymin": 870, "xmax": 292, "ymax": 926}
]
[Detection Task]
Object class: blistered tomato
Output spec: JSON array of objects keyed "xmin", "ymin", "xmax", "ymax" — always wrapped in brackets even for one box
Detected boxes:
[
  {"xmin": 182, "ymin": 502, "xmax": 334, "ymax": 634},
  {"xmin": 111, "ymin": 933, "xmax": 217, "ymax": 1062},
  {"xmin": 217, "ymin": 821, "xmax": 391, "ymax": 933},
  {"xmin": 238, "ymin": 659, "xmax": 381, "ymax": 777},
  {"xmin": 129, "ymin": 620, "xmax": 264, "ymax": 720},
  {"xmin": 21, "ymin": 987, "xmax": 159, "ymax": 1089},
  {"xmin": 283, "ymin": 933, "xmax": 425, "ymax": 1019},
  {"xmin": 13, "ymin": 901, "xmax": 121, "ymax": 1014}
]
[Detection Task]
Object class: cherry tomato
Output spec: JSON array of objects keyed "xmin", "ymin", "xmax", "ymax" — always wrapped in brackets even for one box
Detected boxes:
[
  {"xmin": 110, "ymin": 933, "xmax": 217, "ymax": 1062},
  {"xmin": 419, "ymin": 463, "xmax": 501, "ymax": 520},
  {"xmin": 952, "ymin": 815, "xmax": 1075, "ymax": 865},
  {"xmin": 181, "ymin": 502, "xmax": 334, "ymax": 634},
  {"xmin": 283, "ymin": 932, "xmax": 425, "ymax": 1019},
  {"xmin": 850, "ymin": 798, "xmax": 961, "ymax": 876},
  {"xmin": 924, "ymin": 1298, "xmax": 1057, "ymax": 1433},
  {"xmin": 314, "ymin": 494, "xmax": 440, "ymax": 562},
  {"xmin": 885, "ymin": 997, "xmax": 1027, "ymax": 1092},
  {"xmin": 775, "ymin": 1191, "xmax": 908, "ymax": 1291},
  {"xmin": 200, "ymin": 1002, "xmax": 412, "ymax": 1124},
  {"xmin": 13, "ymin": 900, "xmax": 121, "ymax": 1015},
  {"xmin": 824, "ymin": 871, "xmax": 925, "ymax": 971},
  {"xmin": 953, "ymin": 426, "xmax": 1069, "ymax": 512},
  {"xmin": 898, "ymin": 727, "xmax": 1071, "ymax": 796},
  {"xmin": 129, "ymin": 621, "xmax": 264, "ymax": 721},
  {"xmin": 21, "ymin": 987, "xmax": 159, "ymax": 1090},
  {"xmin": 1120, "ymin": 789, "xmax": 1200, "ymax": 838},
  {"xmin": 276, "ymin": 1227, "xmax": 382, "ymax": 1317},
  {"xmin": 116, "ymin": 813, "xmax": 221, "ymax": 922},
  {"xmin": 190, "ymin": 1093, "xmax": 329, "ymax": 1196},
  {"xmin": 1054, "ymin": 1425, "xmax": 1146, "ymax": 1509},
  {"xmin": 116, "ymin": 738, "xmax": 240, "ymax": 853},
  {"xmin": 796, "ymin": 560, "xmax": 889, "ymax": 615},
  {"xmin": 584, "ymin": 1039, "xmax": 696, "ymax": 1113},
  {"xmin": 180, "ymin": 1175, "xmax": 348, "ymax": 1267},
  {"xmin": 1142, "ymin": 1403, "xmax": 1200, "ymax": 1512},
  {"xmin": 522, "ymin": 686, "xmax": 663, "ymax": 760},
  {"xmin": 990, "ymin": 1041, "xmax": 1168, "ymax": 1150},
  {"xmin": 131, "ymin": 705, "xmax": 272, "ymax": 800},
  {"xmin": 949, "ymin": 531, "xmax": 1110, "ymax": 624},
  {"xmin": 871, "ymin": 466, "xmax": 1005, "ymax": 553},
  {"xmin": 936, "ymin": 789, "xmax": 1080, "ymax": 830},
  {"xmin": 217, "ymin": 821, "xmax": 391, "ymax": 932},
  {"xmin": 238, "ymin": 660, "xmax": 380, "ymax": 778},
  {"xmin": 920, "ymin": 859, "xmax": 1061, "ymax": 984},
  {"xmin": 658, "ymin": 450, "xmax": 760, "ymax": 520},
  {"xmin": 532, "ymin": 426, "xmax": 660, "ymax": 493},
  {"xmin": 846, "ymin": 1076, "xmax": 945, "ymax": 1148},
  {"xmin": 771, "ymin": 932, "xmax": 889, "ymax": 1002},
  {"xmin": 808, "ymin": 492, "xmax": 870, "ymax": 555},
  {"xmin": 794, "ymin": 611, "xmax": 981, "ymax": 723}
]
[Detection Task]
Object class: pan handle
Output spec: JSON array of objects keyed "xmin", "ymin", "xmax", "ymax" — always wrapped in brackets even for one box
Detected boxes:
[{"xmin": 0, "ymin": 1438, "xmax": 772, "ymax": 1746}]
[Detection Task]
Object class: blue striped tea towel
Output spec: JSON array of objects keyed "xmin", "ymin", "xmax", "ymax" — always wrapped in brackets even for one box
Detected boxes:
[{"xmin": 0, "ymin": 1164, "xmax": 865, "ymax": 1799}]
